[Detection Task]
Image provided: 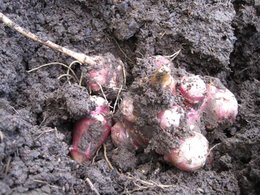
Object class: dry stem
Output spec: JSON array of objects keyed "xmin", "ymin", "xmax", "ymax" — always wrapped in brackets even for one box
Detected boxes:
[
  {"xmin": 91, "ymin": 146, "xmax": 102, "ymax": 164},
  {"xmin": 0, "ymin": 12, "xmax": 95, "ymax": 65},
  {"xmin": 113, "ymin": 85, "xmax": 123, "ymax": 113}
]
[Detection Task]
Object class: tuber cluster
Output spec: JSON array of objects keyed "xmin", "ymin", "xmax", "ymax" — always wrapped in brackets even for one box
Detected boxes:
[
  {"xmin": 0, "ymin": 12, "xmax": 238, "ymax": 171},
  {"xmin": 111, "ymin": 55, "xmax": 238, "ymax": 171}
]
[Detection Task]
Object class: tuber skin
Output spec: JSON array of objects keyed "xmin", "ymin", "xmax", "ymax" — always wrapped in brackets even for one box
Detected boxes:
[
  {"xmin": 186, "ymin": 109, "xmax": 202, "ymax": 133},
  {"xmin": 150, "ymin": 55, "xmax": 173, "ymax": 69},
  {"xmin": 158, "ymin": 106, "xmax": 185, "ymax": 129},
  {"xmin": 119, "ymin": 96, "xmax": 136, "ymax": 123},
  {"xmin": 111, "ymin": 121, "xmax": 142, "ymax": 150},
  {"xmin": 201, "ymin": 83, "xmax": 238, "ymax": 130},
  {"xmin": 70, "ymin": 96, "xmax": 111, "ymax": 163},
  {"xmin": 164, "ymin": 132, "xmax": 209, "ymax": 171},
  {"xmin": 179, "ymin": 75, "xmax": 206, "ymax": 104},
  {"xmin": 85, "ymin": 53, "xmax": 125, "ymax": 98}
]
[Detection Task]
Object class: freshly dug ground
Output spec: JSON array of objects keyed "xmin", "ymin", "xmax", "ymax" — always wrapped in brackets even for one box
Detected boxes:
[{"xmin": 0, "ymin": 0, "xmax": 259, "ymax": 194}]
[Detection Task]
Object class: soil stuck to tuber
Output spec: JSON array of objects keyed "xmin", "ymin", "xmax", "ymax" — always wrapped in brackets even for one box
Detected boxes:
[{"xmin": 0, "ymin": 0, "xmax": 260, "ymax": 194}]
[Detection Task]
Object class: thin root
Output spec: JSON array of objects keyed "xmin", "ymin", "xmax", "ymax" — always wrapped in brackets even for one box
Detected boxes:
[
  {"xmin": 33, "ymin": 127, "xmax": 58, "ymax": 141},
  {"xmin": 103, "ymin": 144, "xmax": 114, "ymax": 170},
  {"xmin": 0, "ymin": 131, "xmax": 4, "ymax": 142},
  {"xmin": 121, "ymin": 61, "xmax": 127, "ymax": 87},
  {"xmin": 85, "ymin": 178, "xmax": 100, "ymax": 195},
  {"xmin": 125, "ymin": 173, "xmax": 175, "ymax": 190},
  {"xmin": 33, "ymin": 179, "xmax": 60, "ymax": 189},
  {"xmin": 79, "ymin": 72, "xmax": 84, "ymax": 87},
  {"xmin": 91, "ymin": 146, "xmax": 102, "ymax": 164},
  {"xmin": 165, "ymin": 49, "xmax": 181, "ymax": 61},
  {"xmin": 57, "ymin": 73, "xmax": 74, "ymax": 81},
  {"xmin": 113, "ymin": 85, "xmax": 123, "ymax": 114},
  {"xmin": 66, "ymin": 60, "xmax": 81, "ymax": 84},
  {"xmin": 113, "ymin": 37, "xmax": 134, "ymax": 64},
  {"xmin": 4, "ymin": 156, "xmax": 12, "ymax": 175},
  {"xmin": 96, "ymin": 82, "xmax": 108, "ymax": 103},
  {"xmin": 207, "ymin": 143, "xmax": 221, "ymax": 157},
  {"xmin": 27, "ymin": 62, "xmax": 79, "ymax": 83}
]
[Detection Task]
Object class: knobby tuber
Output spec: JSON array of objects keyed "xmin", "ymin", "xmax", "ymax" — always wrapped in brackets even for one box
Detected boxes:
[{"xmin": 112, "ymin": 55, "xmax": 238, "ymax": 171}]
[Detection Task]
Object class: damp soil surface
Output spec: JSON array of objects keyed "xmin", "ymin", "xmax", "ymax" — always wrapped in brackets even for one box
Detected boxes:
[{"xmin": 0, "ymin": 0, "xmax": 260, "ymax": 194}]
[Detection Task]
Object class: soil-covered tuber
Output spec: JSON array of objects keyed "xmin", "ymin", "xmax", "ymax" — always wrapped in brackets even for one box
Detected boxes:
[{"xmin": 70, "ymin": 96, "xmax": 111, "ymax": 163}]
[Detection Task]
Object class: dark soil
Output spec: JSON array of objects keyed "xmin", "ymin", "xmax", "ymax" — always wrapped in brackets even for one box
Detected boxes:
[{"xmin": 0, "ymin": 0, "xmax": 259, "ymax": 194}]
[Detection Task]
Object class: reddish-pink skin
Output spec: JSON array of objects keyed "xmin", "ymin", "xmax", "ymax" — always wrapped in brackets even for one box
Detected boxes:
[
  {"xmin": 86, "ymin": 63, "xmax": 122, "ymax": 93},
  {"xmin": 111, "ymin": 121, "xmax": 146, "ymax": 150},
  {"xmin": 111, "ymin": 121, "xmax": 130, "ymax": 148},
  {"xmin": 70, "ymin": 100, "xmax": 111, "ymax": 163},
  {"xmin": 70, "ymin": 118, "xmax": 96, "ymax": 162},
  {"xmin": 186, "ymin": 109, "xmax": 201, "ymax": 132},
  {"xmin": 87, "ymin": 68, "xmax": 109, "ymax": 91},
  {"xmin": 179, "ymin": 75, "xmax": 206, "ymax": 104},
  {"xmin": 164, "ymin": 75, "xmax": 177, "ymax": 95},
  {"xmin": 200, "ymin": 84, "xmax": 238, "ymax": 129}
]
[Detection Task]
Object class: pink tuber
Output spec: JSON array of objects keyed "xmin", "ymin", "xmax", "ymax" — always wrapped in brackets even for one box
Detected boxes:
[
  {"xmin": 70, "ymin": 96, "xmax": 111, "ymax": 163},
  {"xmin": 201, "ymin": 83, "xmax": 238, "ymax": 130},
  {"xmin": 111, "ymin": 121, "xmax": 143, "ymax": 150},
  {"xmin": 86, "ymin": 53, "xmax": 125, "ymax": 98},
  {"xmin": 186, "ymin": 109, "xmax": 201, "ymax": 132},
  {"xmin": 164, "ymin": 132, "xmax": 209, "ymax": 171},
  {"xmin": 179, "ymin": 75, "xmax": 206, "ymax": 104}
]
